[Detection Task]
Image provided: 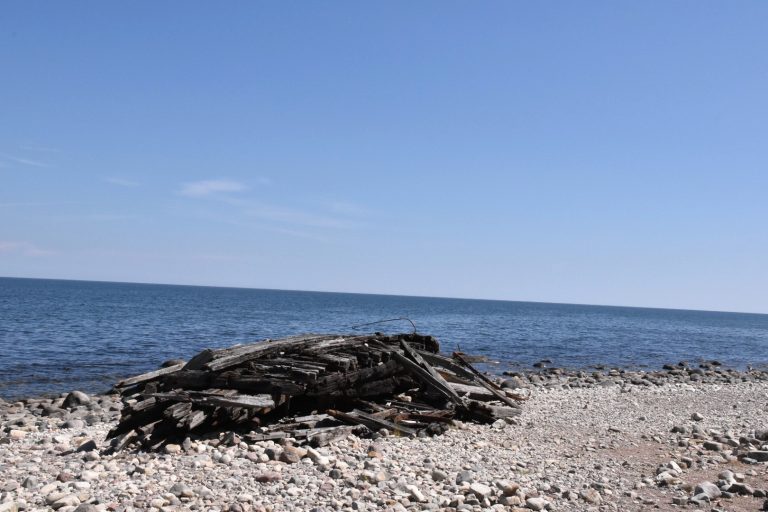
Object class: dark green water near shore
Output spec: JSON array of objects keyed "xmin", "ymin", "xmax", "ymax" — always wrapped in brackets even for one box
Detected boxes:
[{"xmin": 1, "ymin": 277, "xmax": 767, "ymax": 399}]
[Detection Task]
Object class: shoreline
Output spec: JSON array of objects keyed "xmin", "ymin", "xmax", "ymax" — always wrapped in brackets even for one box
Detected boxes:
[
  {"xmin": 3, "ymin": 361, "xmax": 768, "ymax": 404},
  {"xmin": 2, "ymin": 370, "xmax": 768, "ymax": 511}
]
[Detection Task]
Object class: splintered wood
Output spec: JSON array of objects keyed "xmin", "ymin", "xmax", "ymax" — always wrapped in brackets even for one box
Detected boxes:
[{"xmin": 108, "ymin": 333, "xmax": 526, "ymax": 451}]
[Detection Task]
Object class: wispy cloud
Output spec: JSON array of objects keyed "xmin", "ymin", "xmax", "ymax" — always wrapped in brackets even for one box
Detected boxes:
[
  {"xmin": 0, "ymin": 241, "xmax": 54, "ymax": 256},
  {"xmin": 105, "ymin": 177, "xmax": 139, "ymax": 187},
  {"xmin": 179, "ymin": 179, "xmax": 246, "ymax": 197},
  {"xmin": 0, "ymin": 152, "xmax": 50, "ymax": 168}
]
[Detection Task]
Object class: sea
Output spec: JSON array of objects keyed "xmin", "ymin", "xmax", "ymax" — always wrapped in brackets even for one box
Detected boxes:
[{"xmin": 1, "ymin": 277, "xmax": 767, "ymax": 400}]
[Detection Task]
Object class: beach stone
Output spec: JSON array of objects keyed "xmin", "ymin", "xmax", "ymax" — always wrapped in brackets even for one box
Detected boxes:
[
  {"xmin": 63, "ymin": 391, "xmax": 91, "ymax": 409},
  {"xmin": 305, "ymin": 446, "xmax": 330, "ymax": 466},
  {"xmin": 0, "ymin": 503, "xmax": 18, "ymax": 512},
  {"xmin": 51, "ymin": 494, "xmax": 81, "ymax": 510},
  {"xmin": 164, "ymin": 443, "xmax": 182, "ymax": 455},
  {"xmin": 8, "ymin": 429, "xmax": 27, "ymax": 440},
  {"xmin": 580, "ymin": 488, "xmax": 602, "ymax": 504},
  {"xmin": 405, "ymin": 484, "xmax": 426, "ymax": 502},
  {"xmin": 704, "ymin": 441, "xmax": 723, "ymax": 451},
  {"xmin": 254, "ymin": 471, "xmax": 281, "ymax": 483},
  {"xmin": 169, "ymin": 482, "xmax": 194, "ymax": 497},
  {"xmin": 694, "ymin": 481, "xmax": 721, "ymax": 500},
  {"xmin": 62, "ymin": 419, "xmax": 85, "ymax": 430},
  {"xmin": 57, "ymin": 471, "xmax": 75, "ymax": 482},
  {"xmin": 279, "ymin": 445, "xmax": 307, "ymax": 463},
  {"xmin": 80, "ymin": 470, "xmax": 99, "ymax": 481},
  {"xmin": 497, "ymin": 481, "xmax": 520, "ymax": 496},
  {"xmin": 729, "ymin": 483, "xmax": 755, "ymax": 495},
  {"xmin": 22, "ymin": 476, "xmax": 38, "ymax": 489},
  {"xmin": 161, "ymin": 359, "xmax": 185, "ymax": 367},
  {"xmin": 73, "ymin": 505, "xmax": 99, "ymax": 512},
  {"xmin": 456, "ymin": 470, "xmax": 474, "ymax": 484},
  {"xmin": 746, "ymin": 451, "xmax": 768, "ymax": 462},
  {"xmin": 431, "ymin": 469, "xmax": 448, "ymax": 482},
  {"xmin": 2, "ymin": 481, "xmax": 19, "ymax": 492},
  {"xmin": 525, "ymin": 497, "xmax": 549, "ymax": 510},
  {"xmin": 501, "ymin": 378, "xmax": 525, "ymax": 389},
  {"xmin": 76, "ymin": 439, "xmax": 98, "ymax": 452},
  {"xmin": 469, "ymin": 483, "xmax": 492, "ymax": 498}
]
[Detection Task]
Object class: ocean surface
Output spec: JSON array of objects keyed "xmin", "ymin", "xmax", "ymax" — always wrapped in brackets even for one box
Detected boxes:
[{"xmin": 1, "ymin": 277, "xmax": 767, "ymax": 400}]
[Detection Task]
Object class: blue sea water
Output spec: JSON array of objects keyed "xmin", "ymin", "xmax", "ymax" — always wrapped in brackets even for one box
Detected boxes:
[{"xmin": 1, "ymin": 277, "xmax": 767, "ymax": 400}]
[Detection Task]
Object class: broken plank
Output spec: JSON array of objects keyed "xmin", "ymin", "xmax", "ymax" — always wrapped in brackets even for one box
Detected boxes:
[
  {"xmin": 401, "ymin": 340, "xmax": 463, "ymax": 405},
  {"xmin": 453, "ymin": 352, "xmax": 522, "ymax": 408},
  {"xmin": 390, "ymin": 350, "xmax": 463, "ymax": 406},
  {"xmin": 327, "ymin": 409, "xmax": 417, "ymax": 437},
  {"xmin": 115, "ymin": 363, "xmax": 184, "ymax": 388}
]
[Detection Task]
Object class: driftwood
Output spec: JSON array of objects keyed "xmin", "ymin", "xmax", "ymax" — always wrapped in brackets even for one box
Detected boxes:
[{"xmin": 107, "ymin": 332, "xmax": 524, "ymax": 451}]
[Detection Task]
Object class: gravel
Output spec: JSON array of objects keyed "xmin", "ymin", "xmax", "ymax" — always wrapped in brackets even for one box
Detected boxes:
[{"xmin": 1, "ymin": 371, "xmax": 767, "ymax": 512}]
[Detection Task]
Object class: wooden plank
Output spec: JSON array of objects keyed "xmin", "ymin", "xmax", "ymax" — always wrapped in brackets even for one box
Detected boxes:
[
  {"xmin": 453, "ymin": 352, "xmax": 522, "ymax": 408},
  {"xmin": 418, "ymin": 351, "xmax": 477, "ymax": 381},
  {"xmin": 115, "ymin": 363, "xmax": 184, "ymax": 388},
  {"xmin": 193, "ymin": 393, "xmax": 275, "ymax": 410},
  {"xmin": 401, "ymin": 341, "xmax": 463, "ymax": 405},
  {"xmin": 390, "ymin": 351, "xmax": 463, "ymax": 406},
  {"xmin": 183, "ymin": 349, "xmax": 214, "ymax": 371},
  {"xmin": 307, "ymin": 359, "xmax": 402, "ymax": 396},
  {"xmin": 327, "ymin": 409, "xmax": 418, "ymax": 437},
  {"xmin": 203, "ymin": 334, "xmax": 340, "ymax": 372},
  {"xmin": 449, "ymin": 382, "xmax": 497, "ymax": 401}
]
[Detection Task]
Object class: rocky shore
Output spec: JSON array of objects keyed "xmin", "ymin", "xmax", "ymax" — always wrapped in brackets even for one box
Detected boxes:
[{"xmin": 2, "ymin": 365, "xmax": 767, "ymax": 512}]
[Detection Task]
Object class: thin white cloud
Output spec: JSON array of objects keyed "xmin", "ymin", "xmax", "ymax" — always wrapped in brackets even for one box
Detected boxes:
[
  {"xmin": 179, "ymin": 179, "xmax": 246, "ymax": 197},
  {"xmin": 0, "ymin": 152, "xmax": 49, "ymax": 168},
  {"xmin": 0, "ymin": 241, "xmax": 54, "ymax": 256},
  {"xmin": 105, "ymin": 177, "xmax": 140, "ymax": 187}
]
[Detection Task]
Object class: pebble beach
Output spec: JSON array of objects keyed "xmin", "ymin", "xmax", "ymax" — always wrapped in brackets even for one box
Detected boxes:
[{"xmin": 2, "ymin": 365, "xmax": 768, "ymax": 512}]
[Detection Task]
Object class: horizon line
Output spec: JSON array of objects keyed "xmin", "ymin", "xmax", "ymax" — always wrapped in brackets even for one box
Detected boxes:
[{"xmin": 2, "ymin": 274, "xmax": 766, "ymax": 317}]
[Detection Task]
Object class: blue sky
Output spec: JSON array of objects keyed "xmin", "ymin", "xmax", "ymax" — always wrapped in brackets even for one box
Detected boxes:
[{"xmin": 1, "ymin": 2, "xmax": 767, "ymax": 313}]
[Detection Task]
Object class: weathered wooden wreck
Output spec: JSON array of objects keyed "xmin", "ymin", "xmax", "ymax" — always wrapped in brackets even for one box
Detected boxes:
[{"xmin": 107, "ymin": 332, "xmax": 526, "ymax": 451}]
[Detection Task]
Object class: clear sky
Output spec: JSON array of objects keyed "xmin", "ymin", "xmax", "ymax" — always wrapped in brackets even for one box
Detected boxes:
[{"xmin": 1, "ymin": 2, "xmax": 767, "ymax": 313}]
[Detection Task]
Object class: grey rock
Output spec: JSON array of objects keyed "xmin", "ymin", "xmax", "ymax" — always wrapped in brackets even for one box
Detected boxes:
[
  {"xmin": 526, "ymin": 497, "xmax": 549, "ymax": 511},
  {"xmin": 169, "ymin": 482, "xmax": 194, "ymax": 497},
  {"xmin": 580, "ymin": 488, "xmax": 602, "ymax": 504},
  {"xmin": 431, "ymin": 469, "xmax": 448, "ymax": 482},
  {"xmin": 254, "ymin": 471, "xmax": 281, "ymax": 483},
  {"xmin": 694, "ymin": 481, "xmax": 721, "ymax": 500},
  {"xmin": 63, "ymin": 391, "xmax": 91, "ymax": 409},
  {"xmin": 1, "ymin": 481, "xmax": 19, "ymax": 492},
  {"xmin": 62, "ymin": 419, "xmax": 86, "ymax": 430},
  {"xmin": 76, "ymin": 439, "xmax": 98, "ymax": 452},
  {"xmin": 703, "ymin": 441, "xmax": 723, "ymax": 451},
  {"xmin": 728, "ymin": 483, "xmax": 755, "ymax": 496},
  {"xmin": 73, "ymin": 505, "xmax": 100, "ymax": 512},
  {"xmin": 469, "ymin": 482, "xmax": 492, "ymax": 498},
  {"xmin": 456, "ymin": 470, "xmax": 474, "ymax": 484},
  {"xmin": 746, "ymin": 450, "xmax": 768, "ymax": 462},
  {"xmin": 279, "ymin": 445, "xmax": 306, "ymax": 464}
]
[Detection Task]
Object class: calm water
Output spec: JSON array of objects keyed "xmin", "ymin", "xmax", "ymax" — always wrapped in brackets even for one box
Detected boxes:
[{"xmin": 1, "ymin": 277, "xmax": 767, "ymax": 399}]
